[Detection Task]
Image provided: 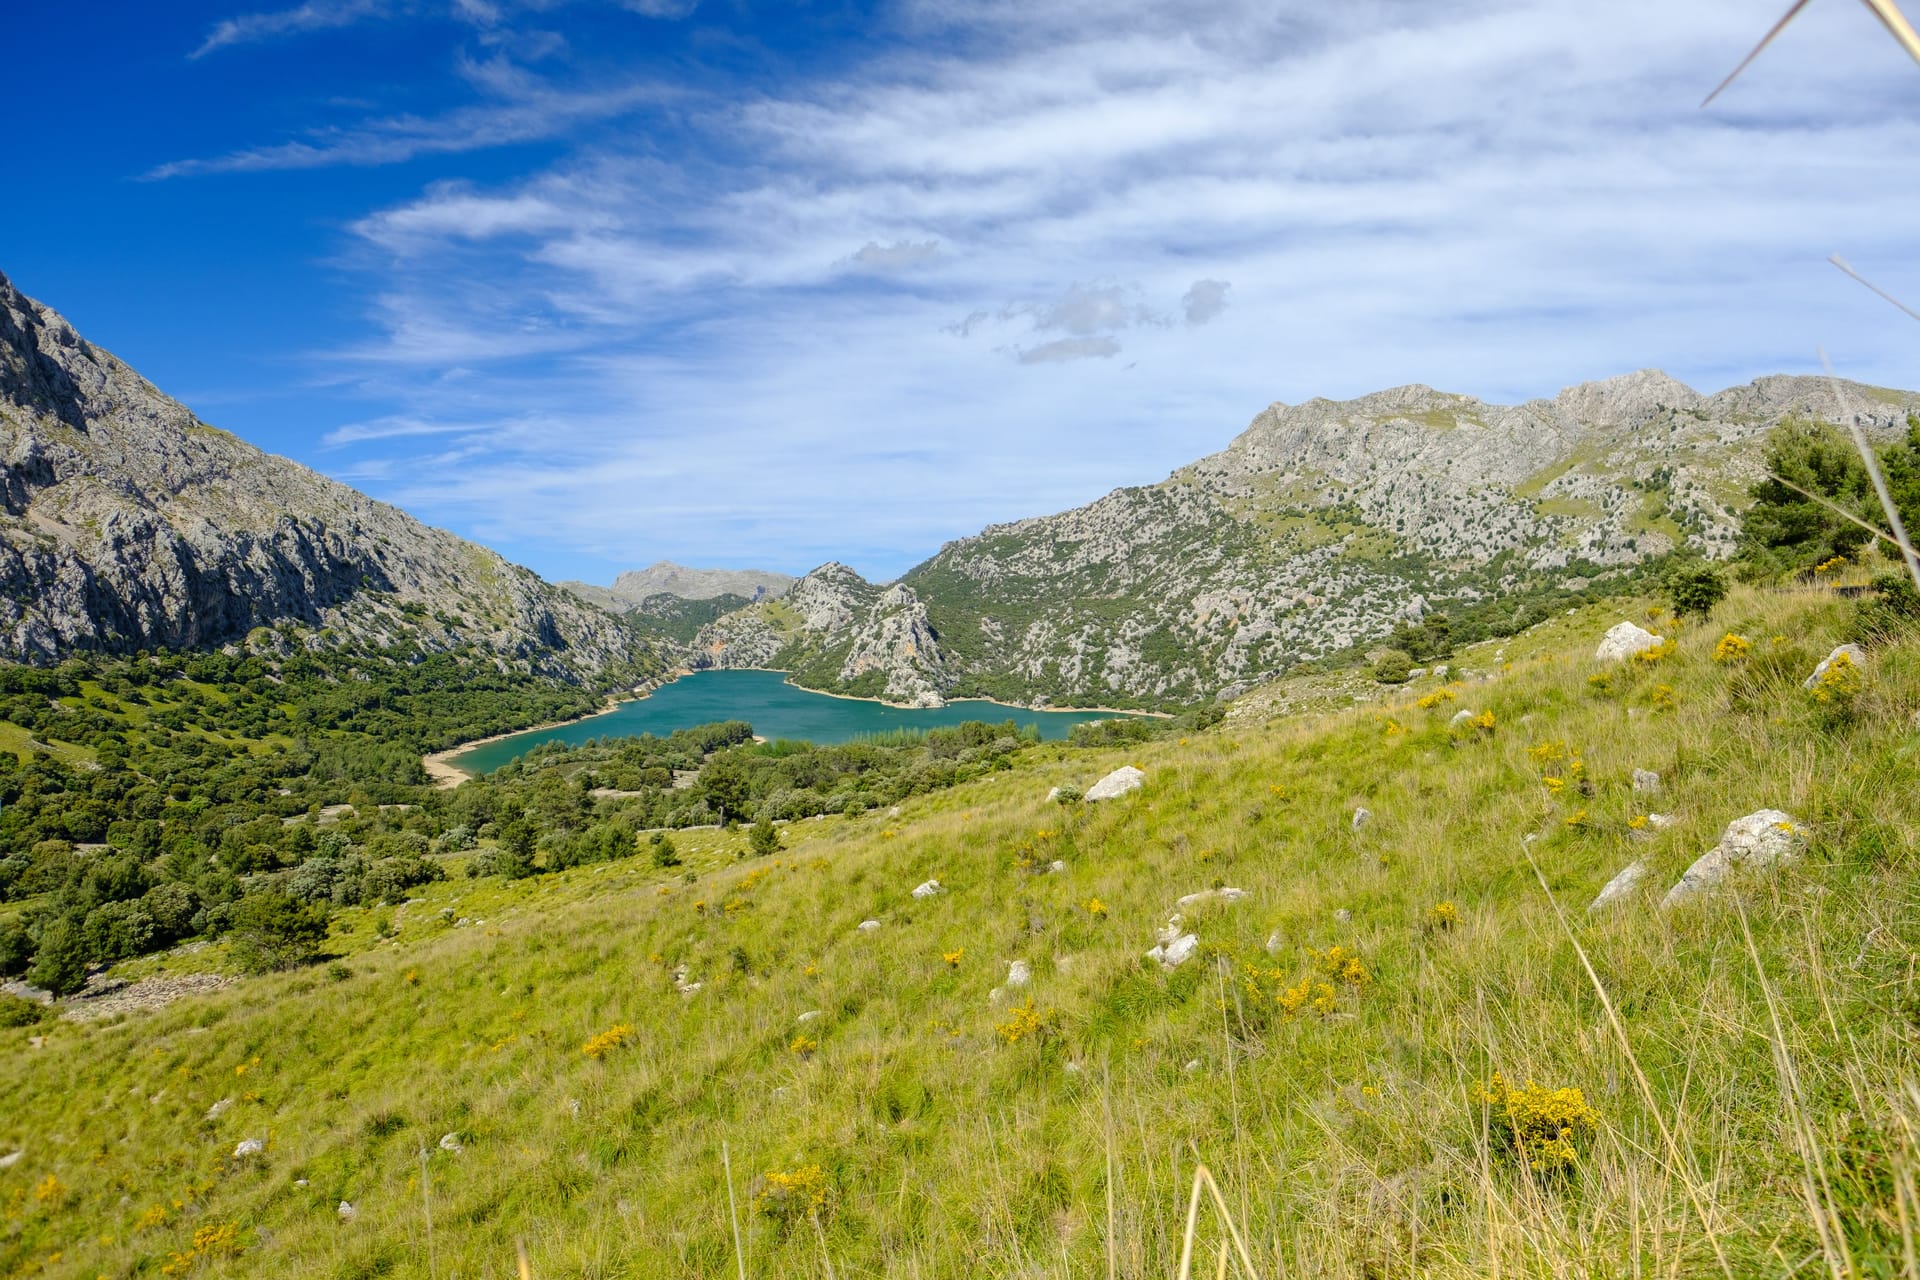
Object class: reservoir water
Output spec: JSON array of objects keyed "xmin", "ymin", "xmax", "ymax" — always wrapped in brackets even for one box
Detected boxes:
[{"xmin": 447, "ymin": 669, "xmax": 1134, "ymax": 775}]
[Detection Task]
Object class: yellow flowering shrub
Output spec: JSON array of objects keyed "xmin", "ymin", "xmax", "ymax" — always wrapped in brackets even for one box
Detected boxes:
[
  {"xmin": 1812, "ymin": 651, "xmax": 1863, "ymax": 705},
  {"xmin": 941, "ymin": 948, "xmax": 964, "ymax": 968},
  {"xmin": 32, "ymin": 1174, "xmax": 64, "ymax": 1204},
  {"xmin": 788, "ymin": 1035, "xmax": 817, "ymax": 1058},
  {"xmin": 1315, "ymin": 946, "xmax": 1372, "ymax": 986},
  {"xmin": 1471, "ymin": 711, "xmax": 1497, "ymax": 732},
  {"xmin": 995, "ymin": 1000, "xmax": 1051, "ymax": 1045},
  {"xmin": 159, "ymin": 1222, "xmax": 242, "ymax": 1276},
  {"xmin": 1427, "ymin": 900, "xmax": 1459, "ymax": 930},
  {"xmin": 1814, "ymin": 554, "xmax": 1848, "ymax": 575},
  {"xmin": 1084, "ymin": 897, "xmax": 1109, "ymax": 917},
  {"xmin": 1713, "ymin": 632, "xmax": 1751, "ymax": 663},
  {"xmin": 581, "ymin": 1023, "xmax": 636, "ymax": 1059},
  {"xmin": 755, "ymin": 1165, "xmax": 830, "ymax": 1221},
  {"xmin": 1651, "ymin": 683, "xmax": 1676, "ymax": 710},
  {"xmin": 1473, "ymin": 1073, "xmax": 1600, "ymax": 1171},
  {"xmin": 1632, "ymin": 639, "xmax": 1677, "ymax": 666},
  {"xmin": 1416, "ymin": 687, "xmax": 1458, "ymax": 709}
]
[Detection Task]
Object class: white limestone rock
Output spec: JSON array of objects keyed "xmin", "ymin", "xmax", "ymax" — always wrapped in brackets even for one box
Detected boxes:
[
  {"xmin": 910, "ymin": 879, "xmax": 942, "ymax": 899},
  {"xmin": 1148, "ymin": 933, "xmax": 1200, "ymax": 969},
  {"xmin": 1007, "ymin": 960, "xmax": 1032, "ymax": 987},
  {"xmin": 438, "ymin": 1132, "xmax": 464, "ymax": 1154},
  {"xmin": 1632, "ymin": 769, "xmax": 1662, "ymax": 794},
  {"xmin": 1661, "ymin": 810, "xmax": 1805, "ymax": 907},
  {"xmin": 233, "ymin": 1138, "xmax": 264, "ymax": 1158},
  {"xmin": 1803, "ymin": 644, "xmax": 1867, "ymax": 689},
  {"xmin": 1351, "ymin": 807, "xmax": 1372, "ymax": 831},
  {"xmin": 1175, "ymin": 887, "xmax": 1247, "ymax": 908},
  {"xmin": 1588, "ymin": 860, "xmax": 1648, "ymax": 912},
  {"xmin": 1596, "ymin": 622, "xmax": 1664, "ymax": 662},
  {"xmin": 1085, "ymin": 766, "xmax": 1146, "ymax": 802},
  {"xmin": 857, "ymin": 919, "xmax": 881, "ymax": 933}
]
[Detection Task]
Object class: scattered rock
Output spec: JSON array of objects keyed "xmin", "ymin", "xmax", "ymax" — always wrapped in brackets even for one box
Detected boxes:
[
  {"xmin": 1264, "ymin": 931, "xmax": 1283, "ymax": 955},
  {"xmin": 1184, "ymin": 1059, "xmax": 1203, "ymax": 1073},
  {"xmin": 910, "ymin": 879, "xmax": 942, "ymax": 899},
  {"xmin": 1044, "ymin": 787, "xmax": 1061, "ymax": 803},
  {"xmin": 796, "ymin": 1010, "xmax": 823, "ymax": 1023},
  {"xmin": 672, "ymin": 964, "xmax": 703, "ymax": 996},
  {"xmin": 1175, "ymin": 887, "xmax": 1247, "ymax": 908},
  {"xmin": 61, "ymin": 973, "xmax": 236, "ymax": 1023},
  {"xmin": 1408, "ymin": 667, "xmax": 1428, "ymax": 680},
  {"xmin": 1155, "ymin": 915, "xmax": 1186, "ymax": 945},
  {"xmin": 1648, "ymin": 813, "xmax": 1676, "ymax": 829},
  {"xmin": 857, "ymin": 920, "xmax": 881, "ymax": 933},
  {"xmin": 1632, "ymin": 769, "xmax": 1663, "ymax": 795},
  {"xmin": 1147, "ymin": 933, "xmax": 1200, "ymax": 969},
  {"xmin": 1434, "ymin": 664, "xmax": 1450, "ymax": 678},
  {"xmin": 205, "ymin": 1098, "xmax": 233, "ymax": 1121},
  {"xmin": 1049, "ymin": 860, "xmax": 1067, "ymax": 874},
  {"xmin": 1449, "ymin": 709, "xmax": 1476, "ymax": 730},
  {"xmin": 1086, "ymin": 766, "xmax": 1146, "ymax": 801},
  {"xmin": 888, "ymin": 806, "xmax": 902, "ymax": 818},
  {"xmin": 0, "ymin": 1151, "xmax": 22, "ymax": 1169},
  {"xmin": 1007, "ymin": 960, "xmax": 1033, "ymax": 987},
  {"xmin": 438, "ymin": 1133, "xmax": 463, "ymax": 1154},
  {"xmin": 1596, "ymin": 622, "xmax": 1664, "ymax": 662},
  {"xmin": 1588, "ymin": 860, "xmax": 1648, "ymax": 912},
  {"xmin": 1063, "ymin": 1062, "xmax": 1082, "ymax": 1076},
  {"xmin": 1662, "ymin": 810, "xmax": 1805, "ymax": 907},
  {"xmin": 337, "ymin": 1201, "xmax": 356, "ymax": 1222},
  {"xmin": 294, "ymin": 1178, "xmax": 308, "ymax": 1187},
  {"xmin": 233, "ymin": 1138, "xmax": 265, "ymax": 1159},
  {"xmin": 1803, "ymin": 644, "xmax": 1867, "ymax": 688},
  {"xmin": 1333, "ymin": 909, "xmax": 1353, "ymax": 924},
  {"xmin": 1351, "ymin": 807, "xmax": 1372, "ymax": 831}
]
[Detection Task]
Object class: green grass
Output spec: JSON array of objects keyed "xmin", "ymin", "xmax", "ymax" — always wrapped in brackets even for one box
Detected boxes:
[{"xmin": 3, "ymin": 585, "xmax": 1918, "ymax": 1278}]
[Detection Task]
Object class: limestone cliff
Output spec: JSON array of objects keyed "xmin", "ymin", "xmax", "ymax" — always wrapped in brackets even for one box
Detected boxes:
[{"xmin": 0, "ymin": 268, "xmax": 653, "ymax": 683}]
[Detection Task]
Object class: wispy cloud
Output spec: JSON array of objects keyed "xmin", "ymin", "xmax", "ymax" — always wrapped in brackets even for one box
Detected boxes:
[
  {"xmin": 192, "ymin": 0, "xmax": 394, "ymax": 59},
  {"xmin": 216, "ymin": 0, "xmax": 1920, "ymax": 579},
  {"xmin": 145, "ymin": 75, "xmax": 666, "ymax": 178}
]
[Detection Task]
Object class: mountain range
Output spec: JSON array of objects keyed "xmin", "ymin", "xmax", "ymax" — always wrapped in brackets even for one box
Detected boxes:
[
  {"xmin": 5, "ymin": 266, "xmax": 1914, "ymax": 713},
  {"xmin": 675, "ymin": 370, "xmax": 1919, "ymax": 707}
]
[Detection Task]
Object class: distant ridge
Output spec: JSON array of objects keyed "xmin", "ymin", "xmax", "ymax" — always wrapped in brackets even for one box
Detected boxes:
[{"xmin": 561, "ymin": 561, "xmax": 795, "ymax": 611}]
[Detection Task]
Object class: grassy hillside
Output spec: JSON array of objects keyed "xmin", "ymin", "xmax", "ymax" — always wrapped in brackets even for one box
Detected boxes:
[{"xmin": 3, "ymin": 583, "xmax": 1918, "ymax": 1278}]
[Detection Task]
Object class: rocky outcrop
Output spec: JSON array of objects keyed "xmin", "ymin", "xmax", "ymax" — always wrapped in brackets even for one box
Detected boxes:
[
  {"xmin": 691, "ymin": 563, "xmax": 950, "ymax": 705},
  {"xmin": 1662, "ymin": 810, "xmax": 1806, "ymax": 907},
  {"xmin": 0, "ymin": 268, "xmax": 650, "ymax": 681},
  {"xmin": 693, "ymin": 368, "xmax": 1916, "ymax": 709}
]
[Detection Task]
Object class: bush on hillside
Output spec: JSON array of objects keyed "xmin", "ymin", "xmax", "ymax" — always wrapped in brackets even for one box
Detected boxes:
[
  {"xmin": 226, "ymin": 892, "xmax": 329, "ymax": 974},
  {"xmin": 1371, "ymin": 649, "xmax": 1414, "ymax": 684},
  {"xmin": 1666, "ymin": 561, "xmax": 1729, "ymax": 618}
]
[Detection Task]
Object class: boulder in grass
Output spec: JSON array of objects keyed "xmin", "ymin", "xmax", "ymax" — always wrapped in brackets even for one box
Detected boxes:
[
  {"xmin": 439, "ymin": 1133, "xmax": 464, "ymax": 1154},
  {"xmin": 1085, "ymin": 766, "xmax": 1146, "ymax": 802},
  {"xmin": 1661, "ymin": 810, "xmax": 1805, "ymax": 907},
  {"xmin": 1588, "ymin": 860, "xmax": 1648, "ymax": 912},
  {"xmin": 1007, "ymin": 960, "xmax": 1032, "ymax": 987},
  {"xmin": 1147, "ymin": 933, "xmax": 1200, "ymax": 968},
  {"xmin": 1449, "ymin": 709, "xmax": 1476, "ymax": 730},
  {"xmin": 1351, "ymin": 807, "xmax": 1372, "ymax": 831},
  {"xmin": 1595, "ymin": 622, "xmax": 1664, "ymax": 662},
  {"xmin": 233, "ymin": 1138, "xmax": 264, "ymax": 1159},
  {"xmin": 1803, "ymin": 644, "xmax": 1867, "ymax": 689},
  {"xmin": 1632, "ymin": 769, "xmax": 1662, "ymax": 795},
  {"xmin": 911, "ymin": 879, "xmax": 942, "ymax": 899},
  {"xmin": 1175, "ymin": 887, "xmax": 1247, "ymax": 909},
  {"xmin": 857, "ymin": 920, "xmax": 881, "ymax": 934}
]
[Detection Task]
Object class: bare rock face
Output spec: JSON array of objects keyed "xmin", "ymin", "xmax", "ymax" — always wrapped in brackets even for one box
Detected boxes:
[
  {"xmin": 1085, "ymin": 765, "xmax": 1145, "ymax": 801},
  {"xmin": 0, "ymin": 268, "xmax": 651, "ymax": 681},
  {"xmin": 688, "ymin": 364, "xmax": 1917, "ymax": 709}
]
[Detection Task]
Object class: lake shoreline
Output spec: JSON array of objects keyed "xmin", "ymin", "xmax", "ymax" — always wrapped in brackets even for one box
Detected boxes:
[{"xmin": 426, "ymin": 666, "xmax": 1161, "ymax": 782}]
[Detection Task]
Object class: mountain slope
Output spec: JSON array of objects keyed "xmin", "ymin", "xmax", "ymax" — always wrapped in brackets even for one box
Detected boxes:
[
  {"xmin": 0, "ymin": 268, "xmax": 650, "ymax": 682},
  {"xmin": 5, "ymin": 585, "xmax": 1916, "ymax": 1277},
  {"xmin": 561, "ymin": 561, "xmax": 794, "ymax": 610},
  {"xmin": 697, "ymin": 370, "xmax": 1919, "ymax": 707}
]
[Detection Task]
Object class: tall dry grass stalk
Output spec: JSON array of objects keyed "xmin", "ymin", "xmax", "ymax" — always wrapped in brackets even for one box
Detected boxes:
[{"xmin": 1704, "ymin": 0, "xmax": 1920, "ymax": 106}]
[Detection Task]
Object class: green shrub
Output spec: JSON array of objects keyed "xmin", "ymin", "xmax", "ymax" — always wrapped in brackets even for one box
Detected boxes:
[
  {"xmin": 1666, "ymin": 561, "xmax": 1729, "ymax": 618},
  {"xmin": 0, "ymin": 992, "xmax": 48, "ymax": 1027},
  {"xmin": 1371, "ymin": 649, "xmax": 1413, "ymax": 684},
  {"xmin": 226, "ymin": 892, "xmax": 328, "ymax": 974}
]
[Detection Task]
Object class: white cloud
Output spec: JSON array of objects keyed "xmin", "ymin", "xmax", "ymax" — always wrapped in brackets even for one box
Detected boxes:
[
  {"xmin": 245, "ymin": 0, "xmax": 1920, "ymax": 579},
  {"xmin": 1017, "ymin": 336, "xmax": 1121, "ymax": 364},
  {"xmin": 192, "ymin": 0, "xmax": 393, "ymax": 58},
  {"xmin": 1182, "ymin": 279, "xmax": 1229, "ymax": 325},
  {"xmin": 843, "ymin": 240, "xmax": 944, "ymax": 272}
]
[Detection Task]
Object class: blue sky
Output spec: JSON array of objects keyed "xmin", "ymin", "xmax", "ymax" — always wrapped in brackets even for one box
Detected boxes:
[{"xmin": 4, "ymin": 1, "xmax": 1918, "ymax": 584}]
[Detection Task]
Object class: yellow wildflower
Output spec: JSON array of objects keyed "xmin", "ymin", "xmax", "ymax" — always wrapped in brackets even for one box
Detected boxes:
[
  {"xmin": 1474, "ymin": 1073, "xmax": 1599, "ymax": 1172},
  {"xmin": 1713, "ymin": 632, "xmax": 1751, "ymax": 663},
  {"xmin": 581, "ymin": 1023, "xmax": 636, "ymax": 1059}
]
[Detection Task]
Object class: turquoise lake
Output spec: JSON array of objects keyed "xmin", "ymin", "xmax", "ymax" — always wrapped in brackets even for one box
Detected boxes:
[{"xmin": 447, "ymin": 669, "xmax": 1134, "ymax": 774}]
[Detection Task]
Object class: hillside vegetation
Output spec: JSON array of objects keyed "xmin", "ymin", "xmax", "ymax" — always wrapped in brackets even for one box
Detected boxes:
[{"xmin": 3, "ymin": 576, "xmax": 1917, "ymax": 1278}]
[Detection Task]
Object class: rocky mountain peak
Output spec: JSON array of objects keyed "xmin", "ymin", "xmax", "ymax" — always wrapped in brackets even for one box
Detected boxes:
[{"xmin": 1550, "ymin": 369, "xmax": 1701, "ymax": 426}]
